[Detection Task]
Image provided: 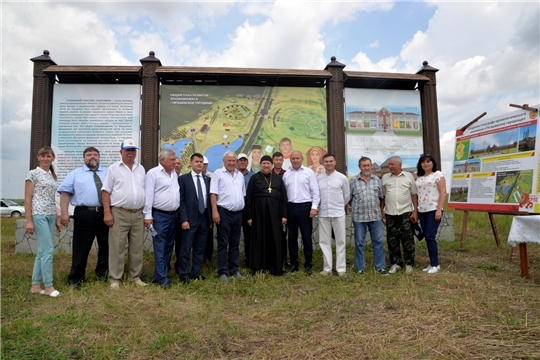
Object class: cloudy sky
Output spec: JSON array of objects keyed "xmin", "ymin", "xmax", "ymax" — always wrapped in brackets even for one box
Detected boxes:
[{"xmin": 1, "ymin": 0, "xmax": 539, "ymax": 198}]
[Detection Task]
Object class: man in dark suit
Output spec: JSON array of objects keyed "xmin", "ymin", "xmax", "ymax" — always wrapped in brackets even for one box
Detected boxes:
[{"xmin": 177, "ymin": 153, "xmax": 212, "ymax": 283}]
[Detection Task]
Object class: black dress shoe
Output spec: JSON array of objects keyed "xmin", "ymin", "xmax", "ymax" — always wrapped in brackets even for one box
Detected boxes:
[
  {"xmin": 179, "ymin": 277, "xmax": 190, "ymax": 284},
  {"xmin": 69, "ymin": 282, "xmax": 81, "ymax": 290},
  {"xmin": 305, "ymin": 267, "xmax": 312, "ymax": 276},
  {"xmin": 287, "ymin": 265, "xmax": 299, "ymax": 273},
  {"xmin": 160, "ymin": 282, "xmax": 171, "ymax": 289}
]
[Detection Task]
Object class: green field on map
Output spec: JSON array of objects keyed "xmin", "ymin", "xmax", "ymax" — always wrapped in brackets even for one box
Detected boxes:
[{"xmin": 160, "ymin": 85, "xmax": 327, "ymax": 165}]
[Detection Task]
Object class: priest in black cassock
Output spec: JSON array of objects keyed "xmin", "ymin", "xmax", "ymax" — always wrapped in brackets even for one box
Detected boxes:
[{"xmin": 246, "ymin": 155, "xmax": 288, "ymax": 275}]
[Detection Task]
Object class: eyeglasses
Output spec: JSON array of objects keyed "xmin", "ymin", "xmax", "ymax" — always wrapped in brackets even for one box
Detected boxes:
[{"xmin": 419, "ymin": 153, "xmax": 431, "ymax": 157}]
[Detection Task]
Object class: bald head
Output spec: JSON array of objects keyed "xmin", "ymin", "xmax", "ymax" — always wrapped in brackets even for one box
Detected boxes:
[{"xmin": 290, "ymin": 150, "xmax": 303, "ymax": 170}]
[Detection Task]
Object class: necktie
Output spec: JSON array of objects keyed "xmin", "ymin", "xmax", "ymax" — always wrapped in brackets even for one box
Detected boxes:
[
  {"xmin": 196, "ymin": 175, "xmax": 205, "ymax": 214},
  {"xmin": 93, "ymin": 170, "xmax": 103, "ymax": 205}
]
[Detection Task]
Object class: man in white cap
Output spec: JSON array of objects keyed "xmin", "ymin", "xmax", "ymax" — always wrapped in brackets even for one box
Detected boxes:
[
  {"xmin": 102, "ymin": 139, "xmax": 147, "ymax": 288},
  {"xmin": 202, "ymin": 156, "xmax": 212, "ymax": 178},
  {"xmin": 237, "ymin": 153, "xmax": 254, "ymax": 267}
]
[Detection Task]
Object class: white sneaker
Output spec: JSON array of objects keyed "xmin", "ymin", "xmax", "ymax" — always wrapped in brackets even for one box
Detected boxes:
[
  {"xmin": 427, "ymin": 265, "xmax": 440, "ymax": 274},
  {"xmin": 388, "ymin": 264, "xmax": 402, "ymax": 274},
  {"xmin": 132, "ymin": 279, "xmax": 148, "ymax": 287},
  {"xmin": 110, "ymin": 282, "xmax": 120, "ymax": 289},
  {"xmin": 320, "ymin": 270, "xmax": 332, "ymax": 276},
  {"xmin": 337, "ymin": 271, "xmax": 346, "ymax": 277},
  {"xmin": 422, "ymin": 266, "xmax": 431, "ymax": 272},
  {"xmin": 405, "ymin": 265, "xmax": 413, "ymax": 274}
]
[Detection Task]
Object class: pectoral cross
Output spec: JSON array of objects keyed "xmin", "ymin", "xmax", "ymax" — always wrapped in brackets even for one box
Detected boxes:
[{"xmin": 268, "ymin": 187, "xmax": 272, "ymax": 193}]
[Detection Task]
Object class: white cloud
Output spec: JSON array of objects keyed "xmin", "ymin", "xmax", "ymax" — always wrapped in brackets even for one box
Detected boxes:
[{"xmin": 367, "ymin": 40, "xmax": 379, "ymax": 49}]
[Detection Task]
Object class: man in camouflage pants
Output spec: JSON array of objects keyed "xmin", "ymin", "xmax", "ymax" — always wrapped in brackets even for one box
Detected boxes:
[{"xmin": 381, "ymin": 156, "xmax": 418, "ymax": 274}]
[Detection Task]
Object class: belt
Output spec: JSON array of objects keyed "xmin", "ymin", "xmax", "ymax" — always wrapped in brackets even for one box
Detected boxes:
[
  {"xmin": 114, "ymin": 206, "xmax": 144, "ymax": 213},
  {"xmin": 152, "ymin": 207, "xmax": 177, "ymax": 215},
  {"xmin": 76, "ymin": 206, "xmax": 103, "ymax": 212},
  {"xmin": 218, "ymin": 206, "xmax": 241, "ymax": 214}
]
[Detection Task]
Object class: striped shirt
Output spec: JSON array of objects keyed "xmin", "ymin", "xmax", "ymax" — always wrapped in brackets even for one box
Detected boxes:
[{"xmin": 349, "ymin": 174, "xmax": 384, "ymax": 222}]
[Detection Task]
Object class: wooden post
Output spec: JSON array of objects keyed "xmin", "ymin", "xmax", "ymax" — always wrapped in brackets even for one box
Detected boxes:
[
  {"xmin": 139, "ymin": 51, "xmax": 162, "ymax": 171},
  {"xmin": 416, "ymin": 61, "xmax": 441, "ymax": 171},
  {"xmin": 324, "ymin": 57, "xmax": 346, "ymax": 173},
  {"xmin": 29, "ymin": 50, "xmax": 56, "ymax": 168},
  {"xmin": 519, "ymin": 243, "xmax": 529, "ymax": 278},
  {"xmin": 460, "ymin": 210, "xmax": 469, "ymax": 250},
  {"xmin": 488, "ymin": 212, "xmax": 501, "ymax": 246}
]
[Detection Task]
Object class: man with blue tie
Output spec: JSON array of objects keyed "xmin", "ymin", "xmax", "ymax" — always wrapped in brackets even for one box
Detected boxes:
[
  {"xmin": 143, "ymin": 149, "xmax": 180, "ymax": 289},
  {"xmin": 58, "ymin": 146, "xmax": 109, "ymax": 289},
  {"xmin": 178, "ymin": 153, "xmax": 212, "ymax": 283}
]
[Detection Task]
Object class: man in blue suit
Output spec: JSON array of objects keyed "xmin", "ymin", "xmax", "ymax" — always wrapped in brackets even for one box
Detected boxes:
[{"xmin": 178, "ymin": 153, "xmax": 212, "ymax": 283}]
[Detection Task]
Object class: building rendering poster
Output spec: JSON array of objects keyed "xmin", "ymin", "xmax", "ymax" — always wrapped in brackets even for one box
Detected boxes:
[
  {"xmin": 344, "ymin": 88, "xmax": 423, "ymax": 178},
  {"xmin": 160, "ymin": 85, "xmax": 327, "ymax": 174},
  {"xmin": 448, "ymin": 105, "xmax": 539, "ymax": 213}
]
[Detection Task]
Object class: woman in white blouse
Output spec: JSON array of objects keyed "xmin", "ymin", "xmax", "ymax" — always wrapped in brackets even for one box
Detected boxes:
[
  {"xmin": 415, "ymin": 154, "xmax": 446, "ymax": 274},
  {"xmin": 25, "ymin": 146, "xmax": 62, "ymax": 297}
]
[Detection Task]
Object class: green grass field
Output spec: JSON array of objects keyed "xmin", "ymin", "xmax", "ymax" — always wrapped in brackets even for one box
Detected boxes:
[{"xmin": 2, "ymin": 209, "xmax": 539, "ymax": 359}]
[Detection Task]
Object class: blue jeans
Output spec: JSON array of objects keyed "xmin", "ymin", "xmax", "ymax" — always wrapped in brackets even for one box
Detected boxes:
[
  {"xmin": 178, "ymin": 211, "xmax": 209, "ymax": 280},
  {"xmin": 216, "ymin": 208, "xmax": 242, "ymax": 276},
  {"xmin": 418, "ymin": 210, "xmax": 441, "ymax": 267},
  {"xmin": 152, "ymin": 210, "xmax": 177, "ymax": 285},
  {"xmin": 32, "ymin": 214, "xmax": 56, "ymax": 287},
  {"xmin": 353, "ymin": 220, "xmax": 386, "ymax": 271}
]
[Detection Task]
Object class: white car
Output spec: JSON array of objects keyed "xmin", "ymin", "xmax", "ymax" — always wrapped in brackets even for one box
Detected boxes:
[{"xmin": 1, "ymin": 199, "xmax": 25, "ymax": 217}]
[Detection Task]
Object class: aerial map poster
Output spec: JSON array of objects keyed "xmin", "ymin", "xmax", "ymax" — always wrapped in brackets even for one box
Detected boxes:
[
  {"xmin": 448, "ymin": 105, "xmax": 539, "ymax": 213},
  {"xmin": 344, "ymin": 88, "xmax": 423, "ymax": 178},
  {"xmin": 160, "ymin": 85, "xmax": 327, "ymax": 174}
]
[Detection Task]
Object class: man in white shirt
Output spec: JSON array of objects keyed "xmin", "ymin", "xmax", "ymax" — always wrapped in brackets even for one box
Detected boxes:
[
  {"xmin": 102, "ymin": 139, "xmax": 147, "ymax": 288},
  {"xmin": 143, "ymin": 150, "xmax": 180, "ymax": 289},
  {"xmin": 210, "ymin": 151, "xmax": 247, "ymax": 283},
  {"xmin": 282, "ymin": 150, "xmax": 320, "ymax": 275},
  {"xmin": 317, "ymin": 154, "xmax": 350, "ymax": 276}
]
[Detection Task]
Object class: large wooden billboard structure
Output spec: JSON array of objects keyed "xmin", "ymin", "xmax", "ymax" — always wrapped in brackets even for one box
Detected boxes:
[{"xmin": 29, "ymin": 50, "xmax": 440, "ymax": 174}]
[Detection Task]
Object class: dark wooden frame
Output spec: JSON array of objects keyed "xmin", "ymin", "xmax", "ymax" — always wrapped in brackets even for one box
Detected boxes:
[{"xmin": 31, "ymin": 51, "xmax": 440, "ymax": 175}]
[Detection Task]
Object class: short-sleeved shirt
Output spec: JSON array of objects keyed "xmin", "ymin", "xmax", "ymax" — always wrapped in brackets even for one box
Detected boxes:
[
  {"xmin": 57, "ymin": 165, "xmax": 107, "ymax": 207},
  {"xmin": 350, "ymin": 174, "xmax": 384, "ymax": 222},
  {"xmin": 382, "ymin": 171, "xmax": 417, "ymax": 215},
  {"xmin": 210, "ymin": 167, "xmax": 245, "ymax": 212},
  {"xmin": 416, "ymin": 171, "xmax": 444, "ymax": 212},
  {"xmin": 102, "ymin": 160, "xmax": 146, "ymax": 210},
  {"xmin": 26, "ymin": 167, "xmax": 58, "ymax": 215}
]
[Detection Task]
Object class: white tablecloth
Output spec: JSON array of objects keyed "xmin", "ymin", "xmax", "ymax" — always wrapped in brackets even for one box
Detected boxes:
[{"xmin": 507, "ymin": 215, "xmax": 540, "ymax": 246}]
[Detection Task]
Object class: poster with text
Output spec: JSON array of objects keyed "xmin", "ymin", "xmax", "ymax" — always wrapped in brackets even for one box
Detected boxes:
[
  {"xmin": 51, "ymin": 84, "xmax": 141, "ymax": 182},
  {"xmin": 160, "ymin": 85, "xmax": 327, "ymax": 174},
  {"xmin": 448, "ymin": 105, "xmax": 539, "ymax": 213},
  {"xmin": 345, "ymin": 88, "xmax": 423, "ymax": 178}
]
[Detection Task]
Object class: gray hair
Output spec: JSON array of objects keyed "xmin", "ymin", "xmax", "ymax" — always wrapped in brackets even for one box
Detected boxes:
[
  {"xmin": 159, "ymin": 149, "xmax": 176, "ymax": 162},
  {"xmin": 358, "ymin": 156, "xmax": 372, "ymax": 166},
  {"xmin": 389, "ymin": 156, "xmax": 402, "ymax": 165},
  {"xmin": 222, "ymin": 151, "xmax": 237, "ymax": 161}
]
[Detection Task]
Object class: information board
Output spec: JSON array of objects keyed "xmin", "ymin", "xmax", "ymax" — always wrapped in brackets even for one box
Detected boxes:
[
  {"xmin": 448, "ymin": 105, "xmax": 539, "ymax": 213},
  {"xmin": 51, "ymin": 84, "xmax": 141, "ymax": 181}
]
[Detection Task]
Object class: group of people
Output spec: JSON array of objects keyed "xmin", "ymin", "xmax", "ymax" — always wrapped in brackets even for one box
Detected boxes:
[
  {"xmin": 246, "ymin": 137, "xmax": 327, "ymax": 176},
  {"xmin": 25, "ymin": 140, "xmax": 446, "ymax": 296}
]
